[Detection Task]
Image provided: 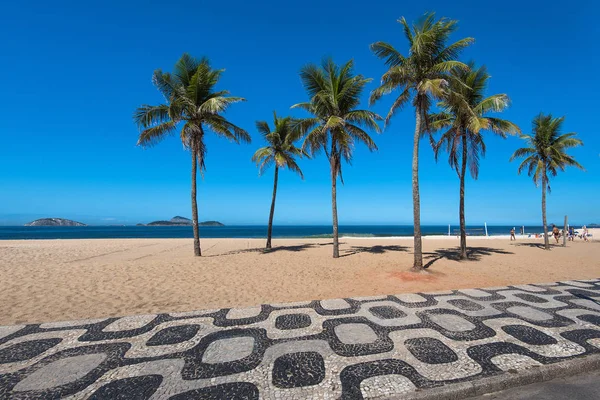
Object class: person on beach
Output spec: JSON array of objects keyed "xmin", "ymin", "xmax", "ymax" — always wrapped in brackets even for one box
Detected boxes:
[
  {"xmin": 569, "ymin": 226, "xmax": 574, "ymax": 241},
  {"xmin": 583, "ymin": 225, "xmax": 589, "ymax": 242},
  {"xmin": 552, "ymin": 225, "xmax": 560, "ymax": 243},
  {"xmin": 510, "ymin": 227, "xmax": 516, "ymax": 241}
]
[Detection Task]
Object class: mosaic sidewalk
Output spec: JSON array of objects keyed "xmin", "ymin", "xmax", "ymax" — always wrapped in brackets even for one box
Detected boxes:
[{"xmin": 3, "ymin": 280, "xmax": 600, "ymax": 399}]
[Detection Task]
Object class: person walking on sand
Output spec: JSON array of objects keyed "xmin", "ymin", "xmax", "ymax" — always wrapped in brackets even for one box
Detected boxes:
[
  {"xmin": 569, "ymin": 226, "xmax": 574, "ymax": 241},
  {"xmin": 583, "ymin": 225, "xmax": 589, "ymax": 242},
  {"xmin": 510, "ymin": 227, "xmax": 516, "ymax": 241},
  {"xmin": 552, "ymin": 225, "xmax": 560, "ymax": 244}
]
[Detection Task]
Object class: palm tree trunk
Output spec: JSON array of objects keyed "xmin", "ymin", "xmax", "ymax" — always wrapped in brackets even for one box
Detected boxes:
[
  {"xmin": 266, "ymin": 166, "xmax": 279, "ymax": 249},
  {"xmin": 411, "ymin": 108, "xmax": 423, "ymax": 270},
  {"xmin": 191, "ymin": 146, "xmax": 201, "ymax": 257},
  {"xmin": 541, "ymin": 171, "xmax": 549, "ymax": 250},
  {"xmin": 459, "ymin": 129, "xmax": 468, "ymax": 259},
  {"xmin": 331, "ymin": 156, "xmax": 340, "ymax": 258}
]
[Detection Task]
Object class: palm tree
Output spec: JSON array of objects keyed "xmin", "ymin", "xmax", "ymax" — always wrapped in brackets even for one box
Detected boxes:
[
  {"xmin": 370, "ymin": 12, "xmax": 473, "ymax": 271},
  {"xmin": 293, "ymin": 59, "xmax": 382, "ymax": 258},
  {"xmin": 252, "ymin": 112, "xmax": 305, "ymax": 249},
  {"xmin": 431, "ymin": 64, "xmax": 520, "ymax": 259},
  {"xmin": 510, "ymin": 114, "xmax": 584, "ymax": 250},
  {"xmin": 134, "ymin": 54, "xmax": 250, "ymax": 256}
]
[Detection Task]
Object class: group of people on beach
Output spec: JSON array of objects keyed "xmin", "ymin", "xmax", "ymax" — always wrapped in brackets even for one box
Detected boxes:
[{"xmin": 510, "ymin": 225, "xmax": 590, "ymax": 243}]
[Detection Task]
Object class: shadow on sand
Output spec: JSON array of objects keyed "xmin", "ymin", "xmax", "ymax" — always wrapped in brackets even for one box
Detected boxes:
[
  {"xmin": 340, "ymin": 245, "xmax": 409, "ymax": 258},
  {"xmin": 423, "ymin": 246, "xmax": 514, "ymax": 269},
  {"xmin": 513, "ymin": 242, "xmax": 564, "ymax": 250},
  {"xmin": 205, "ymin": 242, "xmax": 334, "ymax": 257}
]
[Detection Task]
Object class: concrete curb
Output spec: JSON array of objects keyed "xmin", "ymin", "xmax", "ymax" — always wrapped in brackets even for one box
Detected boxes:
[{"xmin": 390, "ymin": 354, "xmax": 600, "ymax": 400}]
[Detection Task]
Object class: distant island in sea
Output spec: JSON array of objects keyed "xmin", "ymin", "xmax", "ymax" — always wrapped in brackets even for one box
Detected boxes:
[
  {"xmin": 25, "ymin": 218, "xmax": 87, "ymax": 227},
  {"xmin": 23, "ymin": 216, "xmax": 224, "ymax": 227},
  {"xmin": 138, "ymin": 216, "xmax": 224, "ymax": 227}
]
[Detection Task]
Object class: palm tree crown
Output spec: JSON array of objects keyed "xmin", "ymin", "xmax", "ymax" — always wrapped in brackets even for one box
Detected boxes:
[
  {"xmin": 252, "ymin": 112, "xmax": 305, "ymax": 178},
  {"xmin": 134, "ymin": 53, "xmax": 250, "ymax": 163},
  {"xmin": 293, "ymin": 58, "xmax": 382, "ymax": 181},
  {"xmin": 369, "ymin": 12, "xmax": 474, "ymax": 125},
  {"xmin": 510, "ymin": 113, "xmax": 584, "ymax": 191},
  {"xmin": 432, "ymin": 63, "xmax": 521, "ymax": 178}
]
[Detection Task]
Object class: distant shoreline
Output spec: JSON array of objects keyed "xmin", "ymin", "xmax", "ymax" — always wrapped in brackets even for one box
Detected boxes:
[{"xmin": 0, "ymin": 225, "xmax": 594, "ymax": 241}]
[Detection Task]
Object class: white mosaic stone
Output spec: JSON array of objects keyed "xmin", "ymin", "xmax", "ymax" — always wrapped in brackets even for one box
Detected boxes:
[
  {"xmin": 334, "ymin": 323, "xmax": 378, "ymax": 344},
  {"xmin": 14, "ymin": 354, "xmax": 106, "ymax": 391},
  {"xmin": 0, "ymin": 325, "xmax": 25, "ymax": 340},
  {"xmin": 226, "ymin": 306, "xmax": 262, "ymax": 319},
  {"xmin": 360, "ymin": 374, "xmax": 416, "ymax": 398},
  {"xmin": 459, "ymin": 289, "xmax": 491, "ymax": 298},
  {"xmin": 512, "ymin": 284, "xmax": 547, "ymax": 292},
  {"xmin": 169, "ymin": 309, "xmax": 220, "ymax": 318},
  {"xmin": 103, "ymin": 314, "xmax": 155, "ymax": 332},
  {"xmin": 271, "ymin": 301, "xmax": 312, "ymax": 308},
  {"xmin": 352, "ymin": 295, "xmax": 388, "ymax": 302},
  {"xmin": 40, "ymin": 319, "xmax": 107, "ymax": 329},
  {"xmin": 428, "ymin": 314, "xmax": 475, "ymax": 332},
  {"xmin": 571, "ymin": 299, "xmax": 600, "ymax": 311},
  {"xmin": 320, "ymin": 298, "xmax": 350, "ymax": 310},
  {"xmin": 395, "ymin": 293, "xmax": 427, "ymax": 303},
  {"xmin": 490, "ymin": 354, "xmax": 542, "ymax": 371},
  {"xmin": 588, "ymin": 338, "xmax": 600, "ymax": 349},
  {"xmin": 202, "ymin": 336, "xmax": 255, "ymax": 363},
  {"xmin": 562, "ymin": 281, "xmax": 595, "ymax": 288},
  {"xmin": 506, "ymin": 306, "xmax": 552, "ymax": 321}
]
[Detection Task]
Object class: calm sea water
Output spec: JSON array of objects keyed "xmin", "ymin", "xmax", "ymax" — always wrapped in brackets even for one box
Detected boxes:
[{"xmin": 0, "ymin": 225, "xmax": 546, "ymax": 240}]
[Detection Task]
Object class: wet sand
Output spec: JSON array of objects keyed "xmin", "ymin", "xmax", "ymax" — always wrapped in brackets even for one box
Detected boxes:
[{"xmin": 0, "ymin": 236, "xmax": 598, "ymax": 325}]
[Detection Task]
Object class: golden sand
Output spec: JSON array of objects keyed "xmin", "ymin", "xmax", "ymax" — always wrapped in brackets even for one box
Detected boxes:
[{"xmin": 0, "ymin": 236, "xmax": 598, "ymax": 325}]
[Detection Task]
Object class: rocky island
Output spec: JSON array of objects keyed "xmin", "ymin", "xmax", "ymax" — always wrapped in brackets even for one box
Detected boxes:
[
  {"xmin": 141, "ymin": 216, "xmax": 224, "ymax": 227},
  {"xmin": 25, "ymin": 218, "xmax": 87, "ymax": 227}
]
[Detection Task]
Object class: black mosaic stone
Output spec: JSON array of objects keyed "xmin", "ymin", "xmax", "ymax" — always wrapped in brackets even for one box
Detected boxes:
[
  {"xmin": 169, "ymin": 382, "xmax": 259, "ymax": 400},
  {"xmin": 89, "ymin": 375, "xmax": 163, "ymax": 400},
  {"xmin": 368, "ymin": 305, "xmax": 407, "ymax": 319},
  {"xmin": 272, "ymin": 351, "xmax": 325, "ymax": 388},
  {"xmin": 578, "ymin": 314, "xmax": 600, "ymax": 327},
  {"xmin": 467, "ymin": 342, "xmax": 554, "ymax": 374},
  {"xmin": 447, "ymin": 299, "xmax": 485, "ymax": 311},
  {"xmin": 514, "ymin": 293, "xmax": 548, "ymax": 304},
  {"xmin": 181, "ymin": 328, "xmax": 270, "ymax": 380},
  {"xmin": 502, "ymin": 325, "xmax": 558, "ymax": 345},
  {"xmin": 339, "ymin": 359, "xmax": 430, "ymax": 400},
  {"xmin": 405, "ymin": 337, "xmax": 458, "ymax": 364},
  {"xmin": 212, "ymin": 305, "xmax": 273, "ymax": 327},
  {"xmin": 78, "ymin": 314, "xmax": 166, "ymax": 342},
  {"xmin": 560, "ymin": 329, "xmax": 600, "ymax": 353},
  {"xmin": 274, "ymin": 313, "xmax": 311, "ymax": 330},
  {"xmin": 418, "ymin": 309, "xmax": 497, "ymax": 341},
  {"xmin": 0, "ymin": 338, "xmax": 62, "ymax": 364},
  {"xmin": 146, "ymin": 325, "xmax": 200, "ymax": 346},
  {"xmin": 491, "ymin": 301, "xmax": 575, "ymax": 328},
  {"xmin": 323, "ymin": 317, "xmax": 394, "ymax": 357}
]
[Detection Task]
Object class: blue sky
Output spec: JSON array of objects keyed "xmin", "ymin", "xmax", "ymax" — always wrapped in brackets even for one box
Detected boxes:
[{"xmin": 1, "ymin": 0, "xmax": 598, "ymax": 226}]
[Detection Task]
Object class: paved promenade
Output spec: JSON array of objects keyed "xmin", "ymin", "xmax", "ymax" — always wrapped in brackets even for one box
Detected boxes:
[{"xmin": 2, "ymin": 279, "xmax": 600, "ymax": 399}]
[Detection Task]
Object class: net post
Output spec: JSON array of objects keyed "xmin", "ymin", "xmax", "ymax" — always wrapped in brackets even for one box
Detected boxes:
[{"xmin": 563, "ymin": 215, "xmax": 568, "ymax": 247}]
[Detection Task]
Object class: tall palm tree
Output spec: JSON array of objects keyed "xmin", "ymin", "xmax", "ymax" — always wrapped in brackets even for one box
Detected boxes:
[
  {"xmin": 510, "ymin": 114, "xmax": 584, "ymax": 250},
  {"xmin": 293, "ymin": 59, "xmax": 382, "ymax": 258},
  {"xmin": 134, "ymin": 54, "xmax": 250, "ymax": 256},
  {"xmin": 370, "ymin": 12, "xmax": 473, "ymax": 271},
  {"xmin": 252, "ymin": 112, "xmax": 305, "ymax": 249},
  {"xmin": 431, "ymin": 64, "xmax": 520, "ymax": 259}
]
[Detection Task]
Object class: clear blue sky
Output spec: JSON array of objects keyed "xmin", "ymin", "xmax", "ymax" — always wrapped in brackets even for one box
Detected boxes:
[{"xmin": 1, "ymin": 0, "xmax": 598, "ymax": 226}]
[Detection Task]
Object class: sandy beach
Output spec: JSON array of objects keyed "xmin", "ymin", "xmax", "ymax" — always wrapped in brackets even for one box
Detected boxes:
[{"xmin": 1, "ymin": 235, "xmax": 598, "ymax": 325}]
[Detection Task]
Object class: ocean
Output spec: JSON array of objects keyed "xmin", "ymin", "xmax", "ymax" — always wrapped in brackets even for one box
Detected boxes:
[{"xmin": 0, "ymin": 225, "xmax": 548, "ymax": 240}]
